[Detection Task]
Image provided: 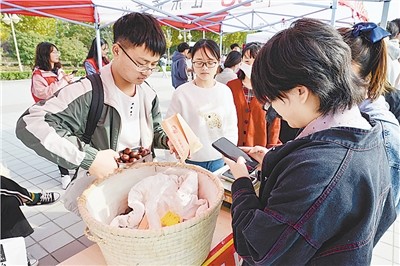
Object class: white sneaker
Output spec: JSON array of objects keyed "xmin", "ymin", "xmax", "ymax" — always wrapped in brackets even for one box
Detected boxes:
[
  {"xmin": 61, "ymin": 175, "xmax": 72, "ymax": 190},
  {"xmin": 27, "ymin": 252, "xmax": 39, "ymax": 266}
]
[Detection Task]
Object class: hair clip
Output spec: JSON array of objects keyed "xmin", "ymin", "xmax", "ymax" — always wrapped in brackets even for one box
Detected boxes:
[{"xmin": 351, "ymin": 22, "xmax": 390, "ymax": 44}]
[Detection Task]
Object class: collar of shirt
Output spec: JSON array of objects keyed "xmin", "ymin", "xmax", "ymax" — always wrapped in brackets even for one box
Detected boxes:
[
  {"xmin": 296, "ymin": 105, "xmax": 371, "ymax": 139},
  {"xmin": 242, "ymin": 85, "xmax": 255, "ymax": 103}
]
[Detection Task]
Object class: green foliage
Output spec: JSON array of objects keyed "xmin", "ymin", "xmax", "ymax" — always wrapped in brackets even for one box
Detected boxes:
[
  {"xmin": 1, "ymin": 14, "xmax": 249, "ymax": 73},
  {"xmin": 15, "ymin": 31, "xmax": 53, "ymax": 66},
  {"xmin": 166, "ymin": 28, "xmax": 247, "ymax": 52},
  {"xmin": 0, "ymin": 23, "xmax": 11, "ymax": 43},
  {"xmin": 57, "ymin": 21, "xmax": 94, "ymax": 47},
  {"xmin": 57, "ymin": 37, "xmax": 87, "ymax": 67},
  {"xmin": 0, "ymin": 68, "xmax": 86, "ymax": 80},
  {"xmin": 222, "ymin": 32, "xmax": 248, "ymax": 53},
  {"xmin": 0, "ymin": 71, "xmax": 31, "ymax": 80},
  {"xmin": 1, "ymin": 15, "xmax": 114, "ymax": 69},
  {"xmin": 16, "ymin": 16, "xmax": 57, "ymax": 36}
]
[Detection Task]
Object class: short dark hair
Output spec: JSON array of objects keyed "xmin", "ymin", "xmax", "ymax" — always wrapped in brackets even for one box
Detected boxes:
[
  {"xmin": 191, "ymin": 39, "xmax": 221, "ymax": 61},
  {"xmin": 224, "ymin": 51, "xmax": 241, "ymax": 68},
  {"xmin": 113, "ymin": 12, "xmax": 166, "ymax": 56},
  {"xmin": 242, "ymin": 42, "xmax": 262, "ymax": 58},
  {"xmin": 177, "ymin": 42, "xmax": 190, "ymax": 53},
  {"xmin": 386, "ymin": 21, "xmax": 399, "ymax": 39},
  {"xmin": 252, "ymin": 18, "xmax": 363, "ymax": 115},
  {"xmin": 34, "ymin": 42, "xmax": 61, "ymax": 71},
  {"xmin": 237, "ymin": 42, "xmax": 262, "ymax": 80},
  {"xmin": 230, "ymin": 43, "xmax": 240, "ymax": 50}
]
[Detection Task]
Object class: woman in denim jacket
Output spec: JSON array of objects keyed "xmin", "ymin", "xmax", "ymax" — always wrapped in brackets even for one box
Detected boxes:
[
  {"xmin": 339, "ymin": 23, "xmax": 400, "ymax": 215},
  {"xmin": 224, "ymin": 18, "xmax": 396, "ymax": 265}
]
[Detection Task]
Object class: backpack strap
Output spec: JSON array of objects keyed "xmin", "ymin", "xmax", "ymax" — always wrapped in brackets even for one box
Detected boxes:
[{"xmin": 82, "ymin": 73, "xmax": 104, "ymax": 144}]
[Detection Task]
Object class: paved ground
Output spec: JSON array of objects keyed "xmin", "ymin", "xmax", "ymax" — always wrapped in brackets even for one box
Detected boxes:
[
  {"xmin": 0, "ymin": 72, "xmax": 175, "ymax": 265},
  {"xmin": 1, "ymin": 72, "xmax": 399, "ymax": 265}
]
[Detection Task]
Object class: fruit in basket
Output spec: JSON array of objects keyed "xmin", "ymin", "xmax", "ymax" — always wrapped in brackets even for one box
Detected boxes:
[{"xmin": 116, "ymin": 146, "xmax": 151, "ymax": 163}]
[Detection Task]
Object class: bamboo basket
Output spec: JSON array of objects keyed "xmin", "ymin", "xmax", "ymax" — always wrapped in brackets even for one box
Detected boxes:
[{"xmin": 77, "ymin": 162, "xmax": 224, "ymax": 265}]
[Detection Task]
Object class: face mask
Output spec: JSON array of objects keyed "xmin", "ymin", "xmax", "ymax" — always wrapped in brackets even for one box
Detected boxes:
[{"xmin": 240, "ymin": 63, "xmax": 252, "ymax": 78}]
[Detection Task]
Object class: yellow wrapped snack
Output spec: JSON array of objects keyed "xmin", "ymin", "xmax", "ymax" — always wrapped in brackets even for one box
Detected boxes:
[{"xmin": 161, "ymin": 211, "xmax": 181, "ymax": 227}]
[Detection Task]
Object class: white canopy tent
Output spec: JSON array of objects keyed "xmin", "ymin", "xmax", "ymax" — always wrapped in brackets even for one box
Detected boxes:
[{"xmin": 1, "ymin": 0, "xmax": 393, "ymax": 68}]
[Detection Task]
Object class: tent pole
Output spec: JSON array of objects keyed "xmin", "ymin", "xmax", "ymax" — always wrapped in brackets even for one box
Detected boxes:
[
  {"xmin": 330, "ymin": 0, "xmax": 338, "ymax": 26},
  {"xmin": 219, "ymin": 33, "xmax": 223, "ymax": 57},
  {"xmin": 94, "ymin": 5, "xmax": 102, "ymax": 71},
  {"xmin": 380, "ymin": 0, "xmax": 390, "ymax": 27}
]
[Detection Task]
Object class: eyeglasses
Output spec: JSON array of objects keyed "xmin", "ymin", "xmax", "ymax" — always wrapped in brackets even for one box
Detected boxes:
[
  {"xmin": 116, "ymin": 43, "xmax": 157, "ymax": 73},
  {"xmin": 192, "ymin": 61, "xmax": 218, "ymax": 68},
  {"xmin": 51, "ymin": 50, "xmax": 61, "ymax": 56}
]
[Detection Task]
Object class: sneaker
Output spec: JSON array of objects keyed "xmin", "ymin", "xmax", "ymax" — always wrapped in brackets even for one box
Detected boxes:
[
  {"xmin": 27, "ymin": 252, "xmax": 39, "ymax": 266},
  {"xmin": 26, "ymin": 192, "xmax": 60, "ymax": 206},
  {"xmin": 61, "ymin": 174, "xmax": 72, "ymax": 190}
]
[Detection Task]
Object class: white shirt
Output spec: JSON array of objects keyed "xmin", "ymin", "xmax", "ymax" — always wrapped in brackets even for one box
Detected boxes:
[
  {"xmin": 115, "ymin": 88, "xmax": 141, "ymax": 151},
  {"xmin": 215, "ymin": 68, "xmax": 238, "ymax": 85},
  {"xmin": 166, "ymin": 80, "xmax": 238, "ymax": 162}
]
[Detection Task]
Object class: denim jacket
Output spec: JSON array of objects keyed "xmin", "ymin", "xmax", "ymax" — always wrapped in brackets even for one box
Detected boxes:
[
  {"xmin": 231, "ymin": 120, "xmax": 396, "ymax": 265},
  {"xmin": 360, "ymin": 96, "xmax": 400, "ymax": 214}
]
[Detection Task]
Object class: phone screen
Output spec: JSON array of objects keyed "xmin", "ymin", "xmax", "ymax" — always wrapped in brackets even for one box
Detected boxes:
[{"xmin": 212, "ymin": 137, "xmax": 259, "ymax": 173}]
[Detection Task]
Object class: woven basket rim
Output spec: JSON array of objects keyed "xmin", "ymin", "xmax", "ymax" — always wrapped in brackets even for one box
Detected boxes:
[{"xmin": 77, "ymin": 162, "xmax": 224, "ymax": 237}]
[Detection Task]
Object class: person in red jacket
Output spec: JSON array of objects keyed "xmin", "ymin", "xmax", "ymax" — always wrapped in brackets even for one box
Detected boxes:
[
  {"xmin": 226, "ymin": 42, "xmax": 281, "ymax": 148},
  {"xmin": 31, "ymin": 42, "xmax": 73, "ymax": 102},
  {"xmin": 83, "ymin": 38, "xmax": 110, "ymax": 75},
  {"xmin": 31, "ymin": 42, "xmax": 74, "ymax": 189}
]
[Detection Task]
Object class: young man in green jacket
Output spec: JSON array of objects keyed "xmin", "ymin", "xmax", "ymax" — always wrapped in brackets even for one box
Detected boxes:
[{"xmin": 16, "ymin": 12, "xmax": 173, "ymax": 214}]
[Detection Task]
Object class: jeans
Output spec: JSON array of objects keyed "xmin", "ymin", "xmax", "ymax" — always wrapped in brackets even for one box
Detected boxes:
[{"xmin": 185, "ymin": 158, "xmax": 225, "ymax": 172}]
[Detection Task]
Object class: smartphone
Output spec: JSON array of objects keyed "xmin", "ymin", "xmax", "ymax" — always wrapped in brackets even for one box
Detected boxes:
[
  {"xmin": 70, "ymin": 69, "xmax": 78, "ymax": 75},
  {"xmin": 212, "ymin": 137, "xmax": 259, "ymax": 173},
  {"xmin": 221, "ymin": 169, "xmax": 257, "ymax": 184}
]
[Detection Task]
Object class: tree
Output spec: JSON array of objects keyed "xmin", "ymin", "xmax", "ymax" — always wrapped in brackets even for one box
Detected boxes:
[
  {"xmin": 16, "ymin": 16, "xmax": 57, "ymax": 37},
  {"xmin": 0, "ymin": 14, "xmax": 11, "ymax": 43},
  {"xmin": 15, "ymin": 31, "xmax": 53, "ymax": 66},
  {"xmin": 1, "ymin": 15, "xmax": 58, "ymax": 65},
  {"xmin": 167, "ymin": 28, "xmax": 248, "ymax": 55},
  {"xmin": 1, "ymin": 14, "xmax": 249, "ymax": 68},
  {"xmin": 222, "ymin": 32, "xmax": 248, "ymax": 54},
  {"xmin": 1, "ymin": 14, "xmax": 114, "ymax": 68},
  {"xmin": 57, "ymin": 37, "xmax": 87, "ymax": 67}
]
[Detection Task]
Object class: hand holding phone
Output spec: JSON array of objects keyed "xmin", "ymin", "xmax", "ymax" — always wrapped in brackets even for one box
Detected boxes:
[
  {"xmin": 212, "ymin": 137, "xmax": 259, "ymax": 173},
  {"xmin": 221, "ymin": 169, "xmax": 257, "ymax": 184}
]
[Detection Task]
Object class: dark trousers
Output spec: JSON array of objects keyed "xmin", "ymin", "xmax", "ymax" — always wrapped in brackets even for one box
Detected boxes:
[{"xmin": 0, "ymin": 176, "xmax": 34, "ymax": 239}]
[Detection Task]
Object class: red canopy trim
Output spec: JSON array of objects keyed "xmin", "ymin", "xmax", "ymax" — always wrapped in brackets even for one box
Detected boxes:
[{"xmin": 1, "ymin": 0, "xmax": 95, "ymax": 23}]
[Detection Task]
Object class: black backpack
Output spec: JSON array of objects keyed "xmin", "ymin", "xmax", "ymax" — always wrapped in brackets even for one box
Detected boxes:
[
  {"xmin": 70, "ymin": 73, "xmax": 104, "ymax": 182},
  {"xmin": 83, "ymin": 73, "xmax": 104, "ymax": 144}
]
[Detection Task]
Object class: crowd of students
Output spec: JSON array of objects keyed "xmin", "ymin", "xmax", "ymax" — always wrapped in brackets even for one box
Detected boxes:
[{"xmin": 2, "ymin": 11, "xmax": 399, "ymax": 265}]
